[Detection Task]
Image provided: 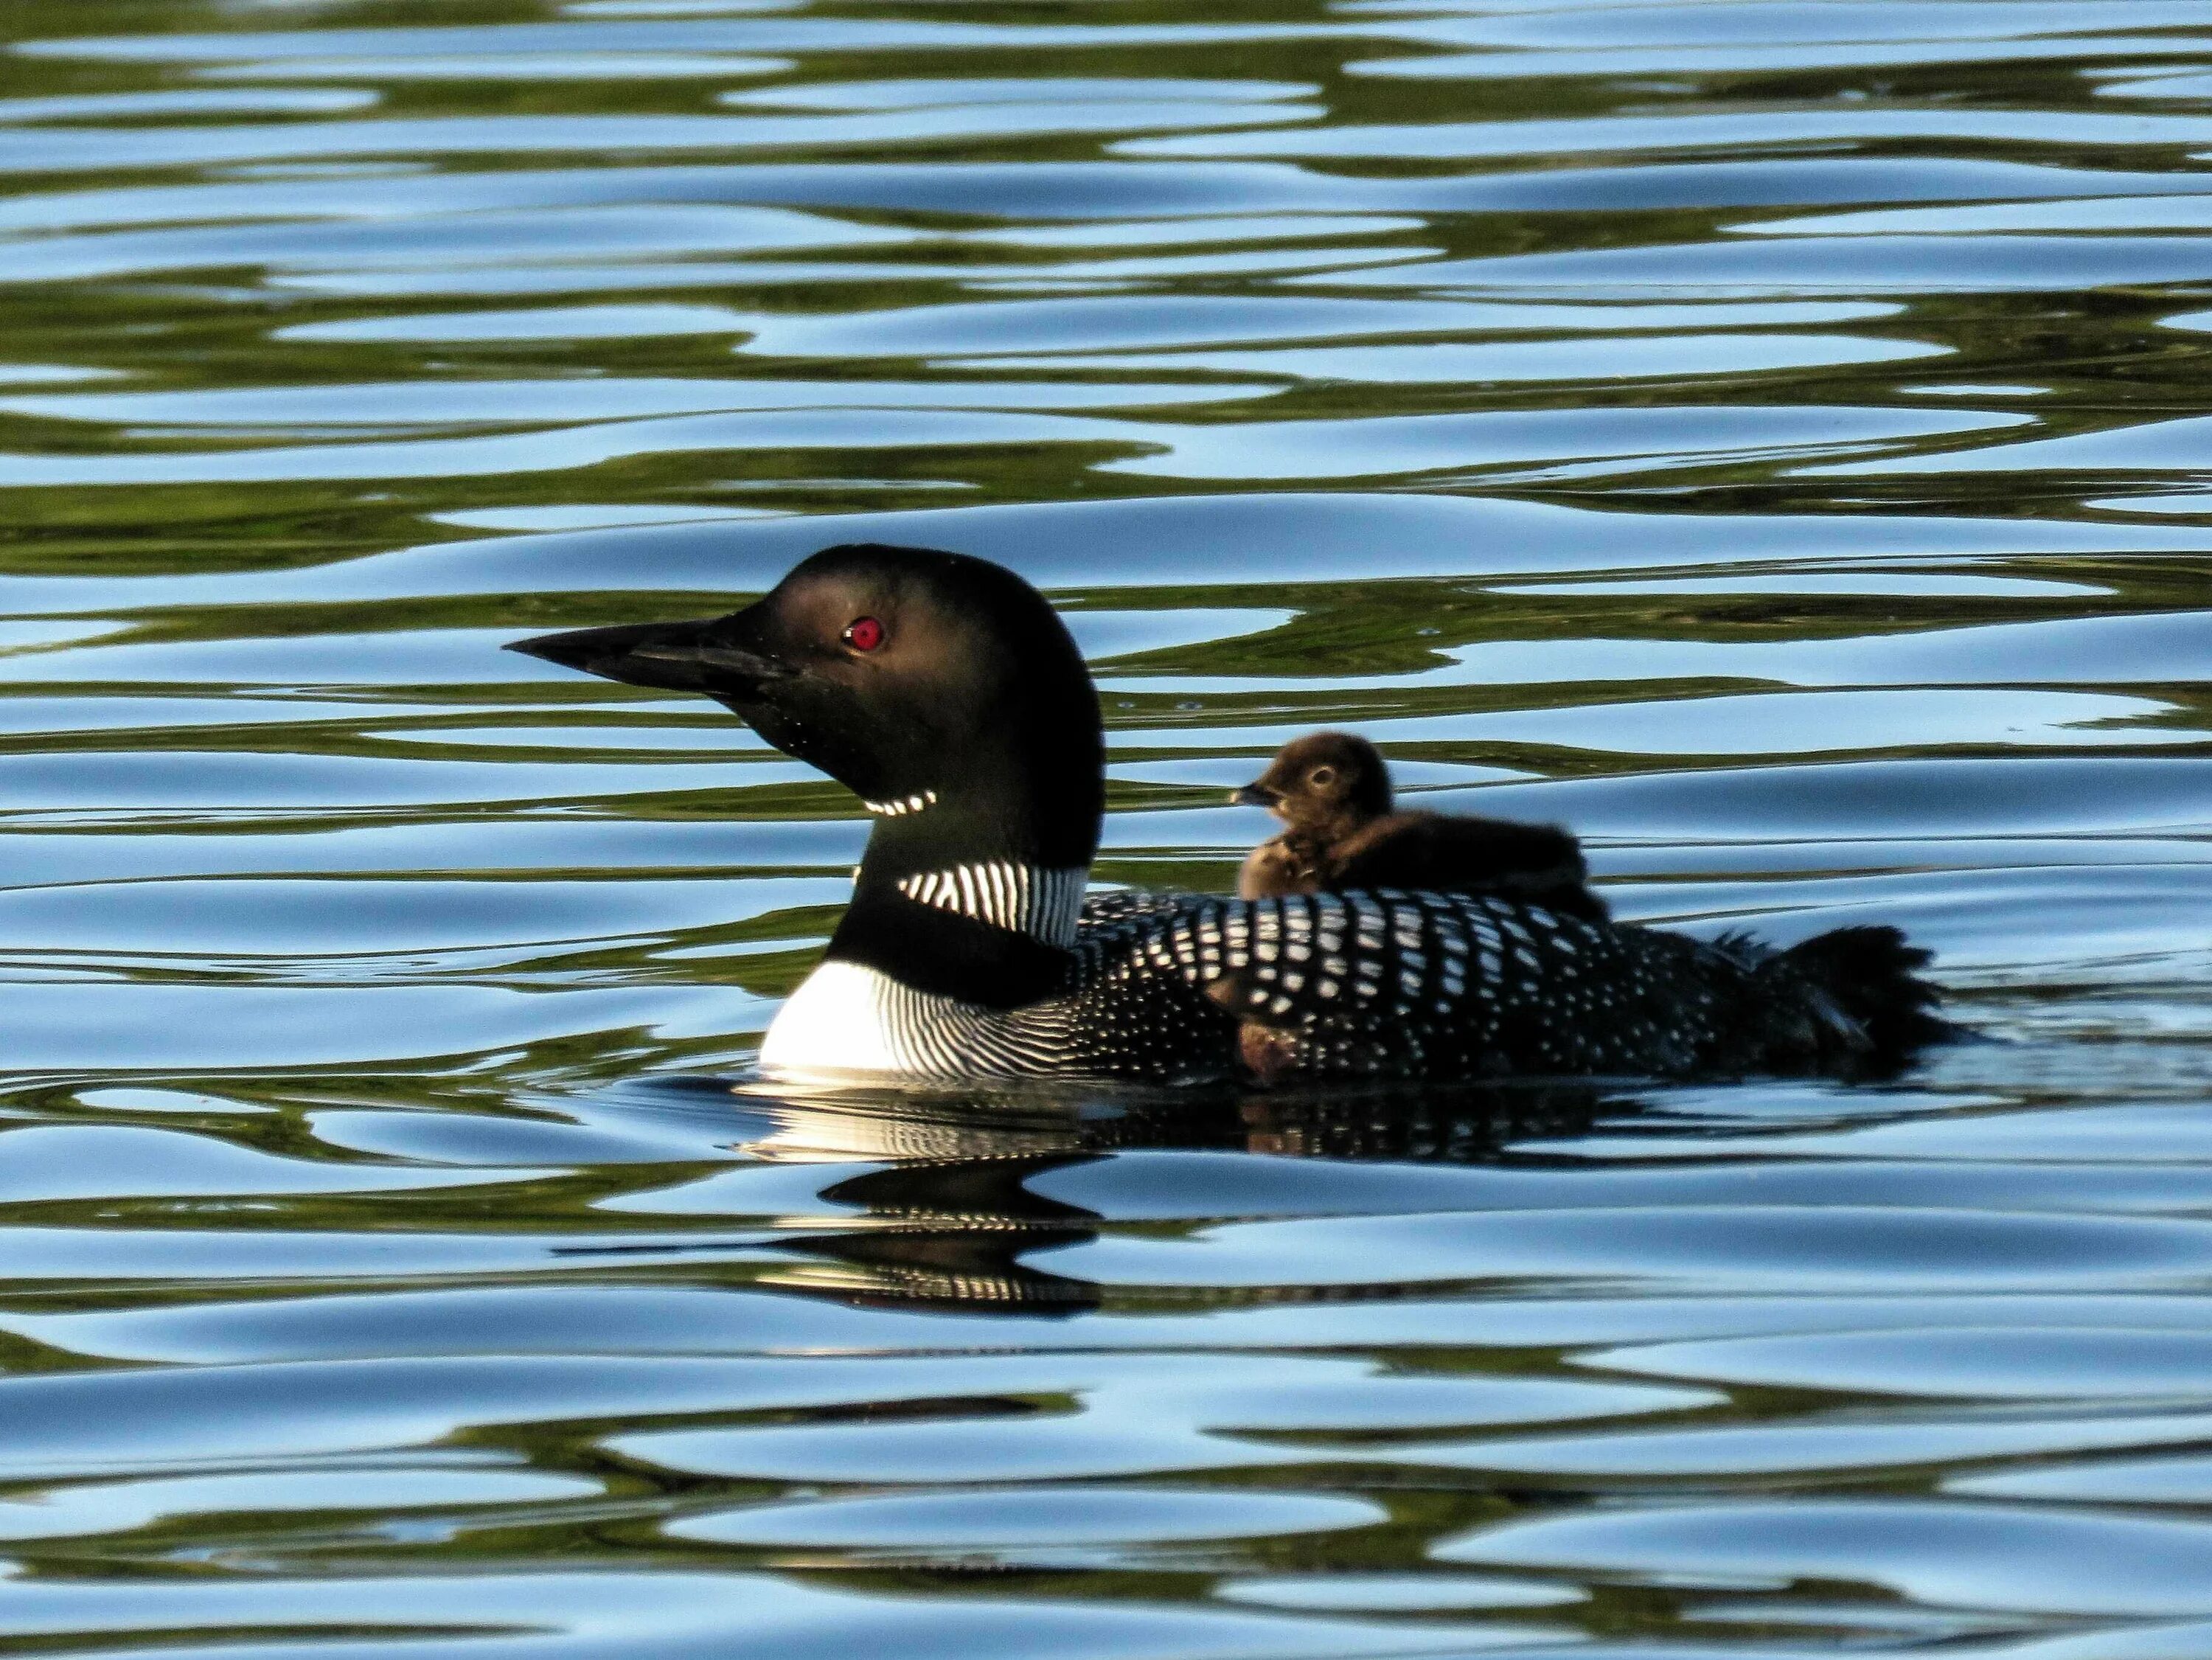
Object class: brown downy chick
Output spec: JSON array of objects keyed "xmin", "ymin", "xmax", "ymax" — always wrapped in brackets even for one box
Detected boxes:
[{"xmin": 1231, "ymin": 732, "xmax": 1608, "ymax": 923}]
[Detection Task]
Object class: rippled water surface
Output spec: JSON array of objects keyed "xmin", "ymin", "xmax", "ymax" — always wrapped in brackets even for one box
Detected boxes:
[{"xmin": 9, "ymin": 0, "xmax": 2212, "ymax": 1653}]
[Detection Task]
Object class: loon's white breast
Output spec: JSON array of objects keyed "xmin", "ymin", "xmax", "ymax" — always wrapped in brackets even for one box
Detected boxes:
[
  {"xmin": 759, "ymin": 859, "xmax": 1089, "ymax": 1080},
  {"xmin": 759, "ymin": 959, "xmax": 927, "ymax": 1077}
]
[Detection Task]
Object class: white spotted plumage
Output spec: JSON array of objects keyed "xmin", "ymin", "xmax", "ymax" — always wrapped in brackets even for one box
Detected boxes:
[{"xmin": 759, "ymin": 883, "xmax": 1907, "ymax": 1086}]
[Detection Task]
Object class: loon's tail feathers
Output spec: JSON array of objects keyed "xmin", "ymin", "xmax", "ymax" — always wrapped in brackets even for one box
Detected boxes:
[{"xmin": 1765, "ymin": 923, "xmax": 1950, "ymax": 1074}]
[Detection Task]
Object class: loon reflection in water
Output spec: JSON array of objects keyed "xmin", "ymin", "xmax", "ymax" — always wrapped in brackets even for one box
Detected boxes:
[
  {"xmin": 564, "ymin": 1073, "xmax": 1632, "ymax": 1315},
  {"xmin": 512, "ymin": 543, "xmax": 1947, "ymax": 1088}
]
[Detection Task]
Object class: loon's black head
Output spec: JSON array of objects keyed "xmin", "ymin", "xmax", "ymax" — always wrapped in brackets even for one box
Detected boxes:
[
  {"xmin": 1232, "ymin": 731, "xmax": 1393, "ymax": 830},
  {"xmin": 510, "ymin": 543, "xmax": 1105, "ymax": 872}
]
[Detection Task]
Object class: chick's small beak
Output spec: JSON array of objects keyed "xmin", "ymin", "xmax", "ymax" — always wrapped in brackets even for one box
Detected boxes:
[{"xmin": 1230, "ymin": 781, "xmax": 1279, "ymax": 808}]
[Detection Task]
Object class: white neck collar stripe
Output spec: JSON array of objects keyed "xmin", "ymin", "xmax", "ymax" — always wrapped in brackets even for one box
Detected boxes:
[
  {"xmin": 896, "ymin": 861, "xmax": 1085, "ymax": 948},
  {"xmin": 863, "ymin": 789, "xmax": 937, "ymax": 818}
]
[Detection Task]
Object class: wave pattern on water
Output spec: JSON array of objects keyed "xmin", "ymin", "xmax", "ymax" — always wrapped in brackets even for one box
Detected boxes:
[{"xmin": 3, "ymin": 0, "xmax": 2212, "ymax": 1653}]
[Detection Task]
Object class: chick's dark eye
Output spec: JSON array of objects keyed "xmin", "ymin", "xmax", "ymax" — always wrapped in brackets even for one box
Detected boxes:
[
  {"xmin": 842, "ymin": 616, "xmax": 886, "ymax": 653},
  {"xmin": 1309, "ymin": 767, "xmax": 1335, "ymax": 787}
]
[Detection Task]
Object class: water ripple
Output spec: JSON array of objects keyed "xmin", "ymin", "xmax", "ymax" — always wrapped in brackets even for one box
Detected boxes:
[{"xmin": 2, "ymin": 0, "xmax": 2212, "ymax": 1652}]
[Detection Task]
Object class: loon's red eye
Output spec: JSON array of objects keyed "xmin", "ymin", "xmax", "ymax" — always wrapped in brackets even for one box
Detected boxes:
[{"xmin": 843, "ymin": 616, "xmax": 885, "ymax": 653}]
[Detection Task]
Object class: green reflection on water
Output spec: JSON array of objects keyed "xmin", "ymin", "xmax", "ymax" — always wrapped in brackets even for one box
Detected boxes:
[{"xmin": 2, "ymin": 0, "xmax": 2212, "ymax": 1650}]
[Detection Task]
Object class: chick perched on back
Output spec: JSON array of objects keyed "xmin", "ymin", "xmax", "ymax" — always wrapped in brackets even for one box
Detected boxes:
[{"xmin": 1233, "ymin": 732, "xmax": 1608, "ymax": 922}]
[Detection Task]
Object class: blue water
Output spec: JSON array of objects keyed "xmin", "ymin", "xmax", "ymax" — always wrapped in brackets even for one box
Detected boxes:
[{"xmin": 4, "ymin": 0, "xmax": 2212, "ymax": 1653}]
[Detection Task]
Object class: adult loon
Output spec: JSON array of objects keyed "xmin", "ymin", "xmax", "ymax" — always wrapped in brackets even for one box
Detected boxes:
[
  {"xmin": 511, "ymin": 543, "xmax": 1945, "ymax": 1087},
  {"xmin": 1234, "ymin": 730, "xmax": 1607, "ymax": 922}
]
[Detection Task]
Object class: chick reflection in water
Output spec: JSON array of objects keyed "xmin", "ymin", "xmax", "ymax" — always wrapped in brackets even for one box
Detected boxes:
[
  {"xmin": 513, "ymin": 543, "xmax": 1945, "ymax": 1089},
  {"xmin": 688, "ymin": 1074, "xmax": 1628, "ymax": 1314}
]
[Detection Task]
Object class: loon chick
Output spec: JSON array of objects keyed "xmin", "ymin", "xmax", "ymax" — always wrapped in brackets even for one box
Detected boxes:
[
  {"xmin": 1235, "ymin": 731, "xmax": 1607, "ymax": 923},
  {"xmin": 509, "ymin": 542, "xmax": 1945, "ymax": 1087}
]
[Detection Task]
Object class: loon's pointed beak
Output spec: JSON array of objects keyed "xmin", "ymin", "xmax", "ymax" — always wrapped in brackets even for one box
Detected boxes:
[
  {"xmin": 1230, "ymin": 780, "xmax": 1279, "ymax": 808},
  {"xmin": 508, "ymin": 617, "xmax": 793, "ymax": 695}
]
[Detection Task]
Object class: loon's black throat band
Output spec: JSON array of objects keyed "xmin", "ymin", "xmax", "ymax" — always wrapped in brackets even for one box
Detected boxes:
[{"xmin": 827, "ymin": 892, "xmax": 1077, "ymax": 1010}]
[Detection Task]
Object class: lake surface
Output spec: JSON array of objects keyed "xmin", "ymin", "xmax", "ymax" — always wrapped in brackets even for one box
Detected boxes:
[{"xmin": 5, "ymin": 0, "xmax": 2212, "ymax": 1653}]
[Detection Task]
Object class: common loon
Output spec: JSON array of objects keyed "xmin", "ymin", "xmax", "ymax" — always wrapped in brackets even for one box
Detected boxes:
[
  {"xmin": 1234, "ymin": 730, "xmax": 1607, "ymax": 922},
  {"xmin": 511, "ymin": 542, "xmax": 1945, "ymax": 1087}
]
